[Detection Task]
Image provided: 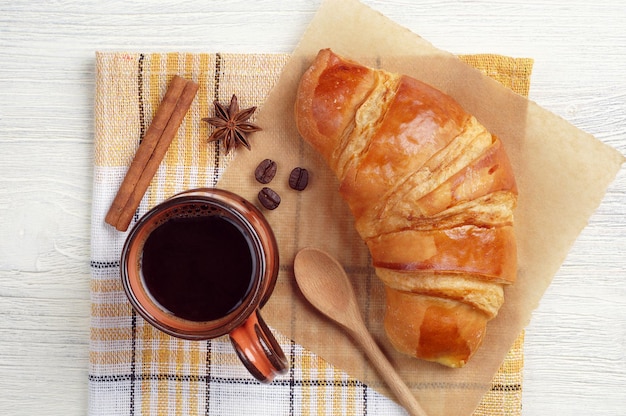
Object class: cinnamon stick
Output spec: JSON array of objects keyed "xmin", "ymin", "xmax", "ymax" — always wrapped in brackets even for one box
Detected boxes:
[{"xmin": 105, "ymin": 76, "xmax": 199, "ymax": 231}]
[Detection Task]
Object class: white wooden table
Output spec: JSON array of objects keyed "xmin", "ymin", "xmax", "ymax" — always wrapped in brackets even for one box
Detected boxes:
[{"xmin": 1, "ymin": 1, "xmax": 624, "ymax": 414}]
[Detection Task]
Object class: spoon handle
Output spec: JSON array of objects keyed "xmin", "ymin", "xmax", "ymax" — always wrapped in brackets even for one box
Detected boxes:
[{"xmin": 350, "ymin": 325, "xmax": 429, "ymax": 416}]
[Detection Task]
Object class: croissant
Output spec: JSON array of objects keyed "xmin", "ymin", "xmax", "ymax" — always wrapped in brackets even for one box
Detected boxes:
[{"xmin": 294, "ymin": 49, "xmax": 518, "ymax": 368}]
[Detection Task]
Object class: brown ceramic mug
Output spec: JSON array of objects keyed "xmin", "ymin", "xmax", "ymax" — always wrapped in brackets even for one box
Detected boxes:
[{"xmin": 121, "ymin": 188, "xmax": 288, "ymax": 383}]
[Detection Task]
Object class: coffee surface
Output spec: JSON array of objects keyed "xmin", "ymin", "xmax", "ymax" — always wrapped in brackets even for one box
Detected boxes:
[{"xmin": 141, "ymin": 214, "xmax": 255, "ymax": 322}]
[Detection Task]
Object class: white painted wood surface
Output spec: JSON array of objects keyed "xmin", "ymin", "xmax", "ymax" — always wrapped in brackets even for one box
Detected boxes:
[{"xmin": 0, "ymin": 1, "xmax": 624, "ymax": 414}]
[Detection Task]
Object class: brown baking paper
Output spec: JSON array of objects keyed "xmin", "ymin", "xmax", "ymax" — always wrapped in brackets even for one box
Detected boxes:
[{"xmin": 218, "ymin": 0, "xmax": 625, "ymax": 414}]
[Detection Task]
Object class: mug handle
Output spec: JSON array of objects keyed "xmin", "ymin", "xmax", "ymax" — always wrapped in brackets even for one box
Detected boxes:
[{"xmin": 229, "ymin": 310, "xmax": 289, "ymax": 383}]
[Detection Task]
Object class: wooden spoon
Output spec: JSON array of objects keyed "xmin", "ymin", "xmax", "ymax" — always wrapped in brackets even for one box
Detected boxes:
[{"xmin": 293, "ymin": 247, "xmax": 428, "ymax": 416}]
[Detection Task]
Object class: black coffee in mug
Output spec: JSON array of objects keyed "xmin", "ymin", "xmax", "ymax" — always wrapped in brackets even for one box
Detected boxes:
[
  {"xmin": 121, "ymin": 188, "xmax": 287, "ymax": 383},
  {"xmin": 141, "ymin": 213, "xmax": 256, "ymax": 322}
]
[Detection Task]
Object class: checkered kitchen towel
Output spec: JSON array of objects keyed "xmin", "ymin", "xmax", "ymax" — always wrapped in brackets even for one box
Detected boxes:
[{"xmin": 90, "ymin": 52, "xmax": 531, "ymax": 415}]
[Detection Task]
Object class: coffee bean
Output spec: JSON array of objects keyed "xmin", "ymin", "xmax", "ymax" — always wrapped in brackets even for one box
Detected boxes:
[
  {"xmin": 254, "ymin": 159, "xmax": 277, "ymax": 184},
  {"xmin": 258, "ymin": 187, "xmax": 281, "ymax": 210},
  {"xmin": 288, "ymin": 167, "xmax": 309, "ymax": 191}
]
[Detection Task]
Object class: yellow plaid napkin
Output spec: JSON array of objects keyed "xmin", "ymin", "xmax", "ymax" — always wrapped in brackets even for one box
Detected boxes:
[{"xmin": 90, "ymin": 52, "xmax": 531, "ymax": 415}]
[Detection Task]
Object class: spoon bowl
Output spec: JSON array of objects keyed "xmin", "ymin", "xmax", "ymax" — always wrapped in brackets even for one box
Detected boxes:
[
  {"xmin": 293, "ymin": 247, "xmax": 361, "ymax": 327},
  {"xmin": 294, "ymin": 247, "xmax": 428, "ymax": 416}
]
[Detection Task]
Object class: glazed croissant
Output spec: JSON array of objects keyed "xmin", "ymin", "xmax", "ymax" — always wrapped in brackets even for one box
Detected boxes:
[{"xmin": 295, "ymin": 49, "xmax": 518, "ymax": 368}]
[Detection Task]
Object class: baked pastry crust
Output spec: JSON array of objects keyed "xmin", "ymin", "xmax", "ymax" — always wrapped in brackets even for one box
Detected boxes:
[{"xmin": 295, "ymin": 49, "xmax": 517, "ymax": 367}]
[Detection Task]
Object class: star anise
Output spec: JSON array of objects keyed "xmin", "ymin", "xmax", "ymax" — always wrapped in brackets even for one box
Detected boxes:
[{"xmin": 202, "ymin": 94, "xmax": 261, "ymax": 155}]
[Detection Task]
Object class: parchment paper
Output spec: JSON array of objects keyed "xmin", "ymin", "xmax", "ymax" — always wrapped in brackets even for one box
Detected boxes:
[{"xmin": 218, "ymin": 0, "xmax": 625, "ymax": 414}]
